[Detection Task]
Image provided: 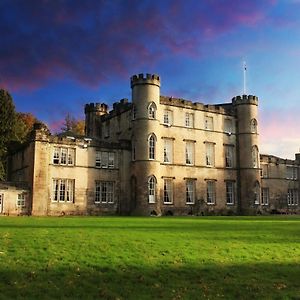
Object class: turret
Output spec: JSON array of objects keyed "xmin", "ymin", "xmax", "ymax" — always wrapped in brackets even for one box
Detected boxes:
[
  {"xmin": 130, "ymin": 73, "xmax": 161, "ymax": 214},
  {"xmin": 84, "ymin": 103, "xmax": 108, "ymax": 138},
  {"xmin": 233, "ymin": 95, "xmax": 261, "ymax": 214}
]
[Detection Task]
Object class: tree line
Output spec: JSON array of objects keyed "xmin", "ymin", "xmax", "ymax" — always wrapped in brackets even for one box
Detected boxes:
[{"xmin": 0, "ymin": 89, "xmax": 84, "ymax": 181}]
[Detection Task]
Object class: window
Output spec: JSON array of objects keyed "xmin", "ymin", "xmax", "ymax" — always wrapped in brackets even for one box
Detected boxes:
[
  {"xmin": 53, "ymin": 147, "xmax": 75, "ymax": 166},
  {"xmin": 225, "ymin": 146, "xmax": 234, "ymax": 168},
  {"xmin": 148, "ymin": 134, "xmax": 156, "ymax": 160},
  {"xmin": 132, "ymin": 105, "xmax": 136, "ymax": 120},
  {"xmin": 207, "ymin": 181, "xmax": 216, "ymax": 204},
  {"xmin": 185, "ymin": 113, "xmax": 194, "ymax": 128},
  {"xmin": 261, "ymin": 164, "xmax": 269, "ymax": 178},
  {"xmin": 261, "ymin": 188, "xmax": 269, "ymax": 206},
  {"xmin": 206, "ymin": 143, "xmax": 215, "ymax": 166},
  {"xmin": 163, "ymin": 179, "xmax": 173, "ymax": 204},
  {"xmin": 224, "ymin": 119, "xmax": 233, "ymax": 133},
  {"xmin": 286, "ymin": 166, "xmax": 298, "ymax": 180},
  {"xmin": 95, "ymin": 151, "xmax": 115, "ymax": 168},
  {"xmin": 250, "ymin": 119, "xmax": 258, "ymax": 133},
  {"xmin": 52, "ymin": 179, "xmax": 74, "ymax": 203},
  {"xmin": 148, "ymin": 103, "xmax": 156, "ymax": 119},
  {"xmin": 254, "ymin": 181, "xmax": 260, "ymax": 205},
  {"xmin": 205, "ymin": 116, "xmax": 213, "ymax": 130},
  {"xmin": 226, "ymin": 182, "xmax": 235, "ymax": 205},
  {"xmin": 95, "ymin": 181, "xmax": 114, "ymax": 203},
  {"xmin": 185, "ymin": 141, "xmax": 194, "ymax": 165},
  {"xmin": 148, "ymin": 176, "xmax": 156, "ymax": 203},
  {"xmin": 163, "ymin": 110, "xmax": 172, "ymax": 125},
  {"xmin": 287, "ymin": 189, "xmax": 298, "ymax": 206},
  {"xmin": 132, "ymin": 143, "xmax": 136, "ymax": 161},
  {"xmin": 163, "ymin": 139, "xmax": 173, "ymax": 163},
  {"xmin": 17, "ymin": 193, "xmax": 26, "ymax": 208},
  {"xmin": 252, "ymin": 146, "xmax": 259, "ymax": 168},
  {"xmin": 186, "ymin": 180, "xmax": 195, "ymax": 204}
]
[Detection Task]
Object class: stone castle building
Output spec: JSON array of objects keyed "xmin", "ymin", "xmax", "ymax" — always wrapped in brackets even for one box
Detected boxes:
[{"xmin": 1, "ymin": 73, "xmax": 299, "ymax": 216}]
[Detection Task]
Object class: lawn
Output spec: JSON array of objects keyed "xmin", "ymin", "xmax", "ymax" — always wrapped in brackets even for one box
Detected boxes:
[{"xmin": 0, "ymin": 216, "xmax": 299, "ymax": 299}]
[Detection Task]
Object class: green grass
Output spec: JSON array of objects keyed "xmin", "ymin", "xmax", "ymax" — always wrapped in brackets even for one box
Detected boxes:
[{"xmin": 0, "ymin": 216, "xmax": 299, "ymax": 299}]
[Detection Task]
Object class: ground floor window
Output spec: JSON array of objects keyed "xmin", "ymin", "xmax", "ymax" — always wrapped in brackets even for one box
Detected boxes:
[
  {"xmin": 163, "ymin": 179, "xmax": 173, "ymax": 204},
  {"xmin": 186, "ymin": 180, "xmax": 195, "ymax": 204},
  {"xmin": 206, "ymin": 181, "xmax": 216, "ymax": 204},
  {"xmin": 95, "ymin": 181, "xmax": 114, "ymax": 203},
  {"xmin": 226, "ymin": 181, "xmax": 235, "ymax": 205},
  {"xmin": 261, "ymin": 188, "xmax": 269, "ymax": 206},
  {"xmin": 17, "ymin": 193, "xmax": 26, "ymax": 208},
  {"xmin": 254, "ymin": 181, "xmax": 260, "ymax": 205},
  {"xmin": 52, "ymin": 179, "xmax": 74, "ymax": 203},
  {"xmin": 148, "ymin": 176, "xmax": 156, "ymax": 203},
  {"xmin": 287, "ymin": 189, "xmax": 299, "ymax": 206}
]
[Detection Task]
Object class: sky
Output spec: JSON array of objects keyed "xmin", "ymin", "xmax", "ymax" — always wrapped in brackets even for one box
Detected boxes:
[{"xmin": 0, "ymin": 0, "xmax": 299, "ymax": 159}]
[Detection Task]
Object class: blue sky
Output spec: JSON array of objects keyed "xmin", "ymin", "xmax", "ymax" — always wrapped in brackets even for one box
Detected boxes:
[{"xmin": 0, "ymin": 0, "xmax": 299, "ymax": 158}]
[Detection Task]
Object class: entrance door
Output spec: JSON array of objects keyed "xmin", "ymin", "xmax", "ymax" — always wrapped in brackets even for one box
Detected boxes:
[{"xmin": 0, "ymin": 194, "xmax": 3, "ymax": 214}]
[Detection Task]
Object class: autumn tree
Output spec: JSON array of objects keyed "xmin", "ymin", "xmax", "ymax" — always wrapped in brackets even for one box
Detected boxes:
[{"xmin": 61, "ymin": 113, "xmax": 85, "ymax": 135}]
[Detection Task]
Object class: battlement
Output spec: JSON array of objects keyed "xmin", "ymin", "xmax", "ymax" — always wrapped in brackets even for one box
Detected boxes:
[
  {"xmin": 84, "ymin": 103, "xmax": 108, "ymax": 114},
  {"xmin": 130, "ymin": 73, "xmax": 160, "ymax": 88},
  {"xmin": 232, "ymin": 95, "xmax": 258, "ymax": 106}
]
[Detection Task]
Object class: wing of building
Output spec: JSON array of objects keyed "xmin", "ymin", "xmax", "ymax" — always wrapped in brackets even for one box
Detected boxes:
[{"xmin": 1, "ymin": 73, "xmax": 299, "ymax": 216}]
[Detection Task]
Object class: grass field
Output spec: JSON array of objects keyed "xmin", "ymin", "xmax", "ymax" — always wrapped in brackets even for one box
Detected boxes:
[{"xmin": 0, "ymin": 216, "xmax": 299, "ymax": 299}]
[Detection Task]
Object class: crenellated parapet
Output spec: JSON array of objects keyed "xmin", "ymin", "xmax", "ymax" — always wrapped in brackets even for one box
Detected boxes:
[
  {"xmin": 84, "ymin": 102, "xmax": 108, "ymax": 115},
  {"xmin": 130, "ymin": 73, "xmax": 160, "ymax": 88},
  {"xmin": 232, "ymin": 95, "xmax": 258, "ymax": 106}
]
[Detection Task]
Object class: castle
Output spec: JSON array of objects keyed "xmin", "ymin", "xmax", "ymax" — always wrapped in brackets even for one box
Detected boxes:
[{"xmin": 1, "ymin": 73, "xmax": 299, "ymax": 216}]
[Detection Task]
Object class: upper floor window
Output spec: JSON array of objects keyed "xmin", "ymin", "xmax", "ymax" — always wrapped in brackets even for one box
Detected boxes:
[
  {"xmin": 95, "ymin": 151, "xmax": 115, "ymax": 168},
  {"xmin": 205, "ymin": 142, "xmax": 215, "ymax": 167},
  {"xmin": 252, "ymin": 146, "xmax": 259, "ymax": 168},
  {"xmin": 163, "ymin": 110, "xmax": 172, "ymax": 126},
  {"xmin": 286, "ymin": 166, "xmax": 298, "ymax": 180},
  {"xmin": 205, "ymin": 116, "xmax": 213, "ymax": 130},
  {"xmin": 148, "ymin": 176, "xmax": 156, "ymax": 204},
  {"xmin": 148, "ymin": 102, "xmax": 156, "ymax": 119},
  {"xmin": 185, "ymin": 113, "xmax": 194, "ymax": 128},
  {"xmin": 132, "ymin": 105, "xmax": 136, "ymax": 120},
  {"xmin": 185, "ymin": 141, "xmax": 194, "ymax": 165},
  {"xmin": 104, "ymin": 122, "xmax": 110, "ymax": 137},
  {"xmin": 95, "ymin": 181, "xmax": 114, "ymax": 204},
  {"xmin": 53, "ymin": 147, "xmax": 75, "ymax": 166},
  {"xmin": 224, "ymin": 119, "xmax": 233, "ymax": 133},
  {"xmin": 287, "ymin": 189, "xmax": 299, "ymax": 206},
  {"xmin": 226, "ymin": 182, "xmax": 235, "ymax": 205},
  {"xmin": 17, "ymin": 193, "xmax": 26, "ymax": 208},
  {"xmin": 225, "ymin": 145, "xmax": 234, "ymax": 168},
  {"xmin": 250, "ymin": 119, "xmax": 258, "ymax": 133},
  {"xmin": 163, "ymin": 139, "xmax": 173, "ymax": 163},
  {"xmin": 261, "ymin": 164, "xmax": 269, "ymax": 178},
  {"xmin": 52, "ymin": 179, "xmax": 74, "ymax": 203},
  {"xmin": 148, "ymin": 134, "xmax": 156, "ymax": 160}
]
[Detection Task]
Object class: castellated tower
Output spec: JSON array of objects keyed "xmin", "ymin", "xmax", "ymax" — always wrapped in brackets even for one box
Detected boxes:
[
  {"xmin": 233, "ymin": 95, "xmax": 261, "ymax": 214},
  {"xmin": 84, "ymin": 103, "xmax": 108, "ymax": 138},
  {"xmin": 130, "ymin": 73, "xmax": 161, "ymax": 214}
]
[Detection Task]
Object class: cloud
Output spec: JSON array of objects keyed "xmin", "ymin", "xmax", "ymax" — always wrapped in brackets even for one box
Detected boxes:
[{"xmin": 0, "ymin": 0, "xmax": 277, "ymax": 92}]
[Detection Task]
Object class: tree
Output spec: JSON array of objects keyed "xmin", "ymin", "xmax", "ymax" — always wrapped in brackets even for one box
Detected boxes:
[
  {"xmin": 0, "ymin": 89, "xmax": 17, "ymax": 180},
  {"xmin": 61, "ymin": 113, "xmax": 85, "ymax": 135},
  {"xmin": 14, "ymin": 112, "xmax": 38, "ymax": 143}
]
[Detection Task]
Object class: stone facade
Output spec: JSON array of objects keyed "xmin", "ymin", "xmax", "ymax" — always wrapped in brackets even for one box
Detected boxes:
[{"xmin": 2, "ymin": 73, "xmax": 299, "ymax": 216}]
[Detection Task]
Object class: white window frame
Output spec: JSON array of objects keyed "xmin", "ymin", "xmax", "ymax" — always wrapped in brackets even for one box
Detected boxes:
[
  {"xmin": 287, "ymin": 189, "xmax": 299, "ymax": 206},
  {"xmin": 53, "ymin": 147, "xmax": 75, "ymax": 166},
  {"xmin": 205, "ymin": 142, "xmax": 215, "ymax": 167},
  {"xmin": 95, "ymin": 181, "xmax": 114, "ymax": 204},
  {"xmin": 225, "ymin": 146, "xmax": 234, "ymax": 168},
  {"xmin": 185, "ymin": 141, "xmax": 194, "ymax": 165},
  {"xmin": 17, "ymin": 193, "xmax": 26, "ymax": 208},
  {"xmin": 52, "ymin": 179, "xmax": 74, "ymax": 203},
  {"xmin": 0, "ymin": 194, "xmax": 3, "ymax": 213},
  {"xmin": 261, "ymin": 188, "xmax": 269, "ymax": 206},
  {"xmin": 148, "ymin": 176, "xmax": 156, "ymax": 204},
  {"xmin": 286, "ymin": 166, "xmax": 298, "ymax": 180},
  {"xmin": 226, "ymin": 181, "xmax": 235, "ymax": 205},
  {"xmin": 205, "ymin": 116, "xmax": 213, "ymax": 130},
  {"xmin": 163, "ymin": 110, "xmax": 172, "ymax": 126},
  {"xmin": 252, "ymin": 146, "xmax": 259, "ymax": 168},
  {"xmin": 163, "ymin": 178, "xmax": 173, "ymax": 204},
  {"xmin": 254, "ymin": 181, "xmax": 260, "ymax": 205},
  {"xmin": 95, "ymin": 151, "xmax": 115, "ymax": 168},
  {"xmin": 148, "ymin": 134, "xmax": 156, "ymax": 160},
  {"xmin": 250, "ymin": 118, "xmax": 258, "ymax": 133},
  {"xmin": 148, "ymin": 103, "xmax": 156, "ymax": 119},
  {"xmin": 163, "ymin": 139, "xmax": 173, "ymax": 164},
  {"xmin": 186, "ymin": 180, "xmax": 195, "ymax": 204},
  {"xmin": 206, "ymin": 181, "xmax": 216, "ymax": 205},
  {"xmin": 261, "ymin": 164, "xmax": 269, "ymax": 178},
  {"xmin": 185, "ymin": 113, "xmax": 194, "ymax": 128}
]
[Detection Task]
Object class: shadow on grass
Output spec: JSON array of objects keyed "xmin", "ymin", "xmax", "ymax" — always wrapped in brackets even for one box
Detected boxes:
[{"xmin": 0, "ymin": 263, "xmax": 299, "ymax": 299}]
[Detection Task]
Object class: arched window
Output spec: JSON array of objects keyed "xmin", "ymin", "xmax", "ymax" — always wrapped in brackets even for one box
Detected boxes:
[
  {"xmin": 148, "ymin": 102, "xmax": 156, "ymax": 119},
  {"xmin": 148, "ymin": 134, "xmax": 156, "ymax": 160},
  {"xmin": 254, "ymin": 181, "xmax": 260, "ymax": 205},
  {"xmin": 252, "ymin": 145, "xmax": 259, "ymax": 168},
  {"xmin": 148, "ymin": 176, "xmax": 156, "ymax": 203},
  {"xmin": 250, "ymin": 119, "xmax": 258, "ymax": 133}
]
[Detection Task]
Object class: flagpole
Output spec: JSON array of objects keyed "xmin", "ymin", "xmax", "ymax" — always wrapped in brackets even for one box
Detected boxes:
[{"xmin": 243, "ymin": 61, "xmax": 247, "ymax": 95}]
